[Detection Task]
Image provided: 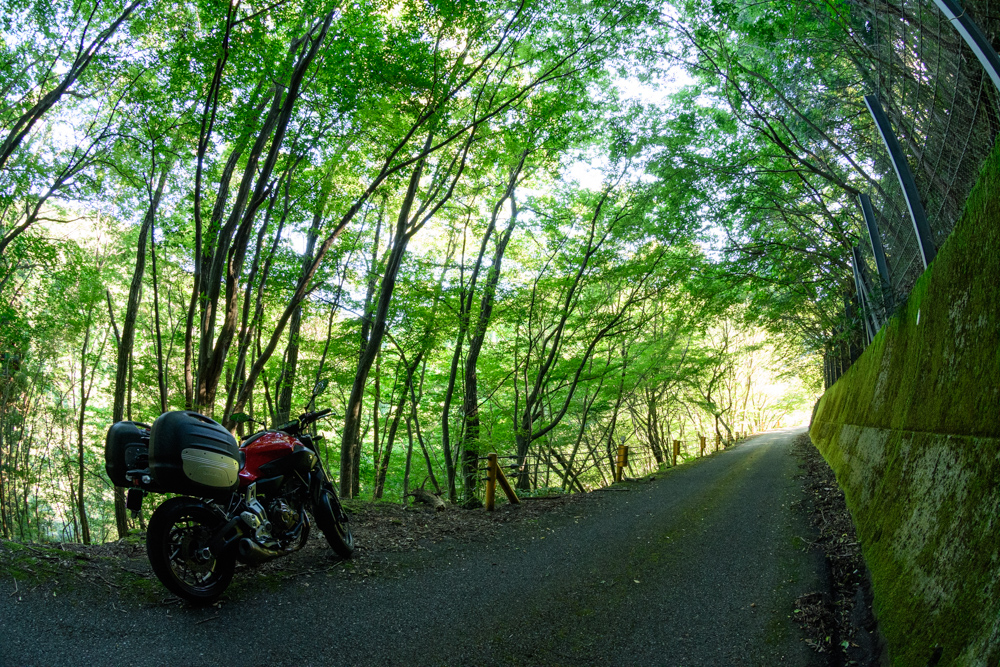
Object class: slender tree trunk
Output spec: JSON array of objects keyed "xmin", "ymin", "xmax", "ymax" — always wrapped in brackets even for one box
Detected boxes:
[
  {"xmin": 372, "ymin": 374, "xmax": 409, "ymax": 500},
  {"xmin": 76, "ymin": 328, "xmax": 93, "ymax": 544},
  {"xmin": 408, "ymin": 360, "xmax": 440, "ymax": 494},
  {"xmin": 402, "ymin": 416, "xmax": 415, "ymax": 505},
  {"xmin": 150, "ymin": 219, "xmax": 168, "ymax": 413},
  {"xmin": 110, "ymin": 160, "xmax": 168, "ymax": 538},
  {"xmin": 339, "ymin": 136, "xmax": 432, "ymax": 498},
  {"xmin": 458, "ymin": 163, "xmax": 524, "ymax": 499},
  {"xmin": 370, "ymin": 352, "xmax": 382, "ymax": 478},
  {"xmin": 440, "ymin": 324, "xmax": 464, "ymax": 503},
  {"xmin": 274, "ymin": 222, "xmax": 319, "ymax": 422},
  {"xmin": 0, "ymin": 397, "xmax": 7, "ymax": 538}
]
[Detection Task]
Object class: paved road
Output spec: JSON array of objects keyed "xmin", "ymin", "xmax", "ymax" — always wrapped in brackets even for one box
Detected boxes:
[{"xmin": 1, "ymin": 428, "xmax": 826, "ymax": 666}]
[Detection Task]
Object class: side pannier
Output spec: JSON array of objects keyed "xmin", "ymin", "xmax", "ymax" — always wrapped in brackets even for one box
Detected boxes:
[
  {"xmin": 148, "ymin": 411, "xmax": 240, "ymax": 498},
  {"xmin": 105, "ymin": 421, "xmax": 151, "ymax": 488}
]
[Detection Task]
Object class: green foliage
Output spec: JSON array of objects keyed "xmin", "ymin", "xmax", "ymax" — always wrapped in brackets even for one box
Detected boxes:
[
  {"xmin": 0, "ymin": 0, "xmax": 823, "ymax": 541},
  {"xmin": 651, "ymin": 0, "xmax": 874, "ymax": 348}
]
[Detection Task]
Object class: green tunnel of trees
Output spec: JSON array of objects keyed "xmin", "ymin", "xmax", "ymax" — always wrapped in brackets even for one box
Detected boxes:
[{"xmin": 0, "ymin": 0, "xmax": 902, "ymax": 543}]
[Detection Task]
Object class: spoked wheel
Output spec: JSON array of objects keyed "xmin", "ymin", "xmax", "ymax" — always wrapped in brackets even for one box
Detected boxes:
[
  {"xmin": 146, "ymin": 497, "xmax": 235, "ymax": 605},
  {"xmin": 313, "ymin": 486, "xmax": 354, "ymax": 558}
]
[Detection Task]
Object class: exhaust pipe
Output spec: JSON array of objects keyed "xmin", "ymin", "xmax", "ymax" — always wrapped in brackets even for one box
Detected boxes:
[
  {"xmin": 237, "ymin": 537, "xmax": 284, "ymax": 565},
  {"xmin": 235, "ymin": 514, "xmax": 308, "ymax": 565}
]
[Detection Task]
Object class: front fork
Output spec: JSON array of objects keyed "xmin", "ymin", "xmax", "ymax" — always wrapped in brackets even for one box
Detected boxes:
[{"xmin": 309, "ymin": 468, "xmax": 348, "ymax": 524}]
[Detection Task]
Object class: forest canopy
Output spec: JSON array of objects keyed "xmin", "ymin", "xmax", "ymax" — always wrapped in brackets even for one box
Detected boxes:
[{"xmin": 0, "ymin": 0, "xmax": 877, "ymax": 544}]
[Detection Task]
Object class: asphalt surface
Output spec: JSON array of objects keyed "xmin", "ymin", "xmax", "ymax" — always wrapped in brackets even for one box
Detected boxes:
[{"xmin": 1, "ymin": 427, "xmax": 826, "ymax": 666}]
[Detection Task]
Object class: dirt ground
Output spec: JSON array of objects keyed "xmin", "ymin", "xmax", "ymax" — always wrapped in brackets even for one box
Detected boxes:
[
  {"xmin": 791, "ymin": 434, "xmax": 885, "ymax": 666},
  {"xmin": 0, "ymin": 489, "xmax": 591, "ymax": 602}
]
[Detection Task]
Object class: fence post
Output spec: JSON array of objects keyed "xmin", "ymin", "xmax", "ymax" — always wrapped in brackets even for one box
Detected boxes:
[
  {"xmin": 933, "ymin": 0, "xmax": 1000, "ymax": 95},
  {"xmin": 485, "ymin": 453, "xmax": 520, "ymax": 511},
  {"xmin": 615, "ymin": 445, "xmax": 624, "ymax": 482},
  {"xmin": 486, "ymin": 453, "xmax": 497, "ymax": 511},
  {"xmin": 864, "ymin": 94, "xmax": 936, "ymax": 267},
  {"xmin": 858, "ymin": 193, "xmax": 894, "ymax": 313},
  {"xmin": 672, "ymin": 439, "xmax": 680, "ymax": 467},
  {"xmin": 716, "ymin": 434, "xmax": 721, "ymax": 452},
  {"xmin": 699, "ymin": 435, "xmax": 706, "ymax": 456}
]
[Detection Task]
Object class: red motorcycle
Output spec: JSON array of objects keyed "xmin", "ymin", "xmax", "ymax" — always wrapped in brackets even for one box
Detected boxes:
[{"xmin": 105, "ymin": 407, "xmax": 352, "ymax": 604}]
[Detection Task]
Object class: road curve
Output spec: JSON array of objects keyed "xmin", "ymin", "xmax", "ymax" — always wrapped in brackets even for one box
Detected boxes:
[{"xmin": 1, "ymin": 427, "xmax": 827, "ymax": 666}]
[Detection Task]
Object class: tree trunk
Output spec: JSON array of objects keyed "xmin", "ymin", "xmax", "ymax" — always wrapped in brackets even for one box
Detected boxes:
[
  {"xmin": 457, "ymin": 156, "xmax": 525, "ymax": 500},
  {"xmin": 187, "ymin": 13, "xmax": 334, "ymax": 415},
  {"xmin": 339, "ymin": 135, "xmax": 432, "ymax": 498},
  {"xmin": 110, "ymin": 162, "xmax": 169, "ymax": 537},
  {"xmin": 402, "ymin": 416, "xmax": 415, "ymax": 505},
  {"xmin": 372, "ymin": 371, "xmax": 410, "ymax": 500},
  {"xmin": 75, "ymin": 316, "xmax": 106, "ymax": 545},
  {"xmin": 408, "ymin": 360, "xmax": 440, "ymax": 495},
  {"xmin": 274, "ymin": 221, "xmax": 319, "ymax": 422},
  {"xmin": 150, "ymin": 218, "xmax": 168, "ymax": 413}
]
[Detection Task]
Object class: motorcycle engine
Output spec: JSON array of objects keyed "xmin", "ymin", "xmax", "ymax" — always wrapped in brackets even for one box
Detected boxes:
[{"xmin": 267, "ymin": 499, "xmax": 299, "ymax": 533}]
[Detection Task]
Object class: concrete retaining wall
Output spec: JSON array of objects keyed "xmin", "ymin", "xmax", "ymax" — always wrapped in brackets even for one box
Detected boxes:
[{"xmin": 810, "ymin": 141, "xmax": 1000, "ymax": 665}]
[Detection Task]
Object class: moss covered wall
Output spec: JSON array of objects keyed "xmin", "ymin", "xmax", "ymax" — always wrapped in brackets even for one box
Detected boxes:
[{"xmin": 810, "ymin": 140, "xmax": 1000, "ymax": 666}]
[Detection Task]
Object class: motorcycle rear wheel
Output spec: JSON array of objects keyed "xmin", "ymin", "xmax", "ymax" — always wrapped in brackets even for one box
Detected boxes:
[
  {"xmin": 147, "ymin": 497, "xmax": 236, "ymax": 605},
  {"xmin": 314, "ymin": 487, "xmax": 354, "ymax": 558}
]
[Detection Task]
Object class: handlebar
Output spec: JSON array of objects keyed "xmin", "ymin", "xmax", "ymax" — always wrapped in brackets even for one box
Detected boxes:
[
  {"xmin": 298, "ymin": 408, "xmax": 332, "ymax": 426},
  {"xmin": 271, "ymin": 408, "xmax": 332, "ymax": 434}
]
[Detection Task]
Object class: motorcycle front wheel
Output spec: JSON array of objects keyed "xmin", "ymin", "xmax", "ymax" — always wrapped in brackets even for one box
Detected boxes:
[
  {"xmin": 146, "ymin": 496, "xmax": 236, "ymax": 605},
  {"xmin": 314, "ymin": 486, "xmax": 354, "ymax": 558}
]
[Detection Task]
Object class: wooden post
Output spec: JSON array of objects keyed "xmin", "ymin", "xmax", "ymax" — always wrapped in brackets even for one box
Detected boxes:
[
  {"xmin": 486, "ymin": 453, "xmax": 497, "ymax": 511},
  {"xmin": 615, "ymin": 444, "xmax": 628, "ymax": 482},
  {"xmin": 672, "ymin": 439, "xmax": 680, "ymax": 467},
  {"xmin": 716, "ymin": 433, "xmax": 721, "ymax": 452},
  {"xmin": 495, "ymin": 461, "xmax": 520, "ymax": 506},
  {"xmin": 486, "ymin": 453, "xmax": 518, "ymax": 511},
  {"xmin": 699, "ymin": 435, "xmax": 706, "ymax": 456}
]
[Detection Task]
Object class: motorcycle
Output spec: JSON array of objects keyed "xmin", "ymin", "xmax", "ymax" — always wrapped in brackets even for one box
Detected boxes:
[{"xmin": 105, "ymin": 406, "xmax": 352, "ymax": 605}]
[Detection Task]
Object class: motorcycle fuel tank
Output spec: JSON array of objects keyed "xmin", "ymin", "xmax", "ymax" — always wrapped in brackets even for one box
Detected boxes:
[{"xmin": 239, "ymin": 431, "xmax": 317, "ymax": 486}]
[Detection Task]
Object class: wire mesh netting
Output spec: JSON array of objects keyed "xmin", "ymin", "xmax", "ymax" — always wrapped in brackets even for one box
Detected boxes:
[
  {"xmin": 852, "ymin": 0, "xmax": 1000, "ymax": 308},
  {"xmin": 825, "ymin": 0, "xmax": 1000, "ymax": 385}
]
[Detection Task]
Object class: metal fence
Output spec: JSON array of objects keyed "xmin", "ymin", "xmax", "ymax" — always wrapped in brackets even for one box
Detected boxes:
[{"xmin": 825, "ymin": 0, "xmax": 1000, "ymax": 388}]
